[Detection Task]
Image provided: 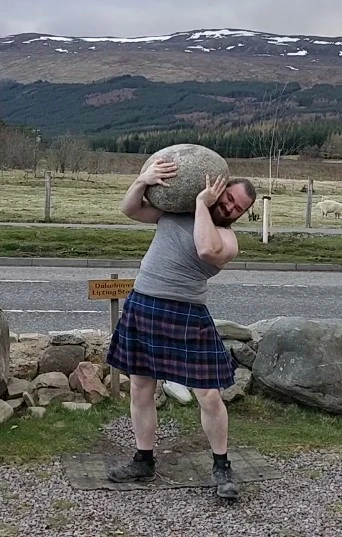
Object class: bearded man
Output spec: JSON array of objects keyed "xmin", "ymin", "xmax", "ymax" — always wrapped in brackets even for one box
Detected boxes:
[{"xmin": 107, "ymin": 158, "xmax": 256, "ymax": 499}]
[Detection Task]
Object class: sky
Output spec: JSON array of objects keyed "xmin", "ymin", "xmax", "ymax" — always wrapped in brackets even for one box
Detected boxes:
[{"xmin": 1, "ymin": 0, "xmax": 341, "ymax": 39}]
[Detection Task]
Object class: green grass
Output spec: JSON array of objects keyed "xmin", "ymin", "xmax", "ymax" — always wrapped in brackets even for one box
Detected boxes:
[
  {"xmin": 0, "ymin": 395, "xmax": 341, "ymax": 465},
  {"xmin": 1, "ymin": 169, "xmax": 342, "ymax": 229},
  {"xmin": 0, "ymin": 226, "xmax": 341, "ymax": 263},
  {"xmin": 0, "ymin": 399, "xmax": 127, "ymax": 464}
]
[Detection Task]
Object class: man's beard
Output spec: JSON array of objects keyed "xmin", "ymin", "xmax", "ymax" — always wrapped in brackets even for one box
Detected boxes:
[{"xmin": 209, "ymin": 201, "xmax": 237, "ymax": 227}]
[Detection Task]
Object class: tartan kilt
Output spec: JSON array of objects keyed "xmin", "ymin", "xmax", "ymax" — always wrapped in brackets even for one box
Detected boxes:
[{"xmin": 107, "ymin": 290, "xmax": 238, "ymax": 390}]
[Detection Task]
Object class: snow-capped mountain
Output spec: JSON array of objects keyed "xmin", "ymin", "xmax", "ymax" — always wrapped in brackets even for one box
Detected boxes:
[{"xmin": 1, "ymin": 27, "xmax": 342, "ymax": 84}]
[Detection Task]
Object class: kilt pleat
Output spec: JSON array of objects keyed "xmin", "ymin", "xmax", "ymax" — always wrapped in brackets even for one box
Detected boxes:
[{"xmin": 107, "ymin": 290, "xmax": 238, "ymax": 389}]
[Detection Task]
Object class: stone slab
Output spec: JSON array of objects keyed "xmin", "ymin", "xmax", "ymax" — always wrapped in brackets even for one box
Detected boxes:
[{"xmin": 62, "ymin": 447, "xmax": 280, "ymax": 491}]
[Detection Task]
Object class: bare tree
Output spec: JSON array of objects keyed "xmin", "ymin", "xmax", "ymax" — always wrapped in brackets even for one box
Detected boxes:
[
  {"xmin": 50, "ymin": 134, "xmax": 89, "ymax": 175},
  {"xmin": 247, "ymin": 85, "xmax": 298, "ymax": 194}
]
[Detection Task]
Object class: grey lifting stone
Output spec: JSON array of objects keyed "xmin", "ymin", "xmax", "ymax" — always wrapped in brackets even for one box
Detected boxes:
[{"xmin": 141, "ymin": 144, "xmax": 229, "ymax": 212}]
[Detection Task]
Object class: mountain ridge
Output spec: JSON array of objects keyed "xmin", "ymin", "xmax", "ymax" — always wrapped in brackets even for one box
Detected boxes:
[{"xmin": 1, "ymin": 27, "xmax": 342, "ymax": 85}]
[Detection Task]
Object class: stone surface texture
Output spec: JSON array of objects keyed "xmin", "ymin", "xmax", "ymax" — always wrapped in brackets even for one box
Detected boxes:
[{"xmin": 141, "ymin": 144, "xmax": 229, "ymax": 212}]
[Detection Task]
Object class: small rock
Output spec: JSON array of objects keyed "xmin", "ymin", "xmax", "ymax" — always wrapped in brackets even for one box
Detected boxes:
[
  {"xmin": 94, "ymin": 364, "xmax": 104, "ymax": 380},
  {"xmin": 39, "ymin": 345, "xmax": 85, "ymax": 376},
  {"xmin": 7, "ymin": 377, "xmax": 30, "ymax": 399},
  {"xmin": 214, "ymin": 320, "xmax": 252, "ymax": 341},
  {"xmin": 221, "ymin": 368, "xmax": 252, "ymax": 403},
  {"xmin": 103, "ymin": 363, "xmax": 110, "ymax": 377},
  {"xmin": 22, "ymin": 391, "xmax": 35, "ymax": 407},
  {"xmin": 163, "ymin": 381, "xmax": 192, "ymax": 405},
  {"xmin": 235, "ymin": 367, "xmax": 252, "ymax": 391},
  {"xmin": 120, "ymin": 374, "xmax": 130, "ymax": 393},
  {"xmin": 9, "ymin": 332, "xmax": 19, "ymax": 343},
  {"xmin": 103, "ymin": 374, "xmax": 111, "ymax": 390},
  {"xmin": 69, "ymin": 362, "xmax": 109, "ymax": 404},
  {"xmin": 62, "ymin": 402, "xmax": 92, "ymax": 411},
  {"xmin": 10, "ymin": 355, "xmax": 39, "ymax": 380},
  {"xmin": 48, "ymin": 330, "xmax": 86, "ymax": 346},
  {"xmin": 6, "ymin": 397, "xmax": 24, "ymax": 411},
  {"xmin": 221, "ymin": 384, "xmax": 246, "ymax": 403},
  {"xmin": 28, "ymin": 407, "xmax": 46, "ymax": 418},
  {"xmin": 19, "ymin": 333, "xmax": 44, "ymax": 342},
  {"xmin": 0, "ymin": 400, "xmax": 14, "ymax": 423},
  {"xmin": 155, "ymin": 380, "xmax": 167, "ymax": 409},
  {"xmin": 30, "ymin": 372, "xmax": 70, "ymax": 391},
  {"xmin": 37, "ymin": 388, "xmax": 86, "ymax": 407}
]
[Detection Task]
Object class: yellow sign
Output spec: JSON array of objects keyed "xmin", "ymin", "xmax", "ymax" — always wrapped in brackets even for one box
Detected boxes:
[{"xmin": 88, "ymin": 279, "xmax": 135, "ymax": 300}]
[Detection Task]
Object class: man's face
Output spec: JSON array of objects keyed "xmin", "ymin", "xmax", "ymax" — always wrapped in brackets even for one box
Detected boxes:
[{"xmin": 210, "ymin": 183, "xmax": 253, "ymax": 227}]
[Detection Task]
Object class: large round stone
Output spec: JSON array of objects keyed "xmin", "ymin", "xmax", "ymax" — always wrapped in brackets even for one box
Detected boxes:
[{"xmin": 141, "ymin": 144, "xmax": 229, "ymax": 212}]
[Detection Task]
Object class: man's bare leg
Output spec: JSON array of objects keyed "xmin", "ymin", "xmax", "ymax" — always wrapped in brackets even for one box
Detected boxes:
[
  {"xmin": 108, "ymin": 375, "xmax": 157, "ymax": 483},
  {"xmin": 193, "ymin": 388, "xmax": 239, "ymax": 499},
  {"xmin": 130, "ymin": 375, "xmax": 157, "ymax": 450}
]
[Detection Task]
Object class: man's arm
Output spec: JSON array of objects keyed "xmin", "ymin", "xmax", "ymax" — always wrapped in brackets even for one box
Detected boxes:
[
  {"xmin": 193, "ymin": 199, "xmax": 238, "ymax": 267},
  {"xmin": 121, "ymin": 159, "xmax": 177, "ymax": 223}
]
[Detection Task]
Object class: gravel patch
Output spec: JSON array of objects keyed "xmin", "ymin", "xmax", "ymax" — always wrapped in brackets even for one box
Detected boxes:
[
  {"xmin": 0, "ymin": 450, "xmax": 341, "ymax": 537},
  {"xmin": 103, "ymin": 415, "xmax": 180, "ymax": 447}
]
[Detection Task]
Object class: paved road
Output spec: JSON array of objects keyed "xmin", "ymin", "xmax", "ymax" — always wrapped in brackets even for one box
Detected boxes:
[
  {"xmin": 1, "ymin": 221, "xmax": 342, "ymax": 235},
  {"xmin": 1, "ymin": 267, "xmax": 341, "ymax": 333}
]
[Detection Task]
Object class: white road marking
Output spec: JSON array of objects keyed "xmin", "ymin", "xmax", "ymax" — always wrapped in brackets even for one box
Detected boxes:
[
  {"xmin": 4, "ymin": 309, "xmax": 103, "ymax": 314},
  {"xmin": 241, "ymin": 284, "xmax": 308, "ymax": 288},
  {"xmin": 0, "ymin": 279, "xmax": 50, "ymax": 283}
]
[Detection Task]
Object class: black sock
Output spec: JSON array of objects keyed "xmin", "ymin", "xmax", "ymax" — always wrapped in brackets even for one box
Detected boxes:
[
  {"xmin": 136, "ymin": 449, "xmax": 154, "ymax": 463},
  {"xmin": 213, "ymin": 452, "xmax": 228, "ymax": 464}
]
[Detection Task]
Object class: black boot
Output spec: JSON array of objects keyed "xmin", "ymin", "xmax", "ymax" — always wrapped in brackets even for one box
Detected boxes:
[
  {"xmin": 107, "ymin": 452, "xmax": 156, "ymax": 483},
  {"xmin": 212, "ymin": 460, "xmax": 239, "ymax": 499}
]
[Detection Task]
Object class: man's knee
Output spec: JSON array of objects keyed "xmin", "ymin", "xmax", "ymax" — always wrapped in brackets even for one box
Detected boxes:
[
  {"xmin": 130, "ymin": 375, "xmax": 156, "ymax": 405},
  {"xmin": 193, "ymin": 388, "xmax": 223, "ymax": 412}
]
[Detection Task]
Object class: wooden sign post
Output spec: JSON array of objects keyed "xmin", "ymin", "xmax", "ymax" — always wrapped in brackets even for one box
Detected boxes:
[{"xmin": 88, "ymin": 274, "xmax": 135, "ymax": 399}]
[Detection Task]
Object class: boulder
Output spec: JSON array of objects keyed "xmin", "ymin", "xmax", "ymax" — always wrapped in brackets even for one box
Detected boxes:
[
  {"xmin": 221, "ymin": 367, "xmax": 252, "ymax": 402},
  {"xmin": 0, "ymin": 310, "xmax": 10, "ymax": 397},
  {"xmin": 163, "ymin": 381, "xmax": 192, "ymax": 405},
  {"xmin": 155, "ymin": 380, "xmax": 167, "ymax": 409},
  {"xmin": 6, "ymin": 377, "xmax": 30, "ymax": 399},
  {"xmin": 94, "ymin": 364, "xmax": 104, "ymax": 380},
  {"xmin": 36, "ymin": 388, "xmax": 85, "ymax": 407},
  {"xmin": 141, "ymin": 144, "xmax": 229, "ymax": 213},
  {"xmin": 39, "ymin": 345, "xmax": 85, "ymax": 376},
  {"xmin": 22, "ymin": 391, "xmax": 35, "ymax": 407},
  {"xmin": 214, "ymin": 320, "xmax": 253, "ymax": 342},
  {"xmin": 253, "ymin": 317, "xmax": 342, "ymax": 414},
  {"xmin": 120, "ymin": 374, "xmax": 131, "ymax": 394},
  {"xmin": 0, "ymin": 400, "xmax": 13, "ymax": 423},
  {"xmin": 30, "ymin": 372, "xmax": 70, "ymax": 392},
  {"xmin": 48, "ymin": 330, "xmax": 86, "ymax": 346},
  {"xmin": 6, "ymin": 398, "xmax": 24, "ymax": 411},
  {"xmin": 62, "ymin": 402, "xmax": 92, "ymax": 411},
  {"xmin": 69, "ymin": 362, "xmax": 109, "ymax": 404},
  {"xmin": 224, "ymin": 340, "xmax": 257, "ymax": 370},
  {"xmin": 9, "ymin": 337, "xmax": 48, "ymax": 380},
  {"xmin": 103, "ymin": 374, "xmax": 111, "ymax": 390},
  {"xmin": 19, "ymin": 333, "xmax": 45, "ymax": 342},
  {"xmin": 28, "ymin": 407, "xmax": 46, "ymax": 418},
  {"xmin": 247, "ymin": 317, "xmax": 286, "ymax": 344}
]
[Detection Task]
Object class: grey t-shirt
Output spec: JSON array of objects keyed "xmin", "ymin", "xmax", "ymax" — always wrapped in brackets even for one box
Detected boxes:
[{"xmin": 134, "ymin": 213, "xmax": 221, "ymax": 304}]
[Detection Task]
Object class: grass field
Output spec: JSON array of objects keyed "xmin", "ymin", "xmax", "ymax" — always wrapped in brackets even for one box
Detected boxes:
[
  {"xmin": 1, "ymin": 168, "xmax": 342, "ymax": 229},
  {"xmin": 0, "ymin": 395, "xmax": 341, "ymax": 464},
  {"xmin": 1, "ymin": 226, "xmax": 341, "ymax": 262}
]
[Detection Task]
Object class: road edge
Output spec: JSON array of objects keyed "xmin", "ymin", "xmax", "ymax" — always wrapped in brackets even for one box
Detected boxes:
[{"xmin": 1, "ymin": 257, "xmax": 342, "ymax": 272}]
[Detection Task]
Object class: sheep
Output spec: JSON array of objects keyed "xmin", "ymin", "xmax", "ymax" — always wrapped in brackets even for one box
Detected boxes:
[
  {"xmin": 247, "ymin": 198, "xmax": 263, "ymax": 222},
  {"xmin": 315, "ymin": 200, "xmax": 342, "ymax": 218}
]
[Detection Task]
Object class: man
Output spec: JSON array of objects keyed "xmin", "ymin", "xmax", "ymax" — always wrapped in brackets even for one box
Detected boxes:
[{"xmin": 107, "ymin": 157, "xmax": 256, "ymax": 499}]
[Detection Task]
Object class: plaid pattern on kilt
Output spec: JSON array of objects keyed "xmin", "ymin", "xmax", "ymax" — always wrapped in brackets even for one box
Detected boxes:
[{"xmin": 107, "ymin": 290, "xmax": 238, "ymax": 389}]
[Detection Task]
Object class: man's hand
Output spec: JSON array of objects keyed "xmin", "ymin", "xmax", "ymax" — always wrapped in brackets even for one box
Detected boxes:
[
  {"xmin": 140, "ymin": 158, "xmax": 177, "ymax": 187},
  {"xmin": 196, "ymin": 174, "xmax": 228, "ymax": 207}
]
